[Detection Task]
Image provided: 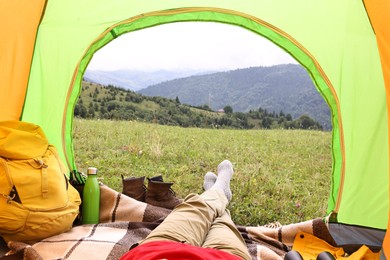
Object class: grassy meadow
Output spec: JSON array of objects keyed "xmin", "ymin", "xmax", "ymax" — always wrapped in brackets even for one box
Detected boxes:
[{"xmin": 73, "ymin": 118, "xmax": 332, "ymax": 226}]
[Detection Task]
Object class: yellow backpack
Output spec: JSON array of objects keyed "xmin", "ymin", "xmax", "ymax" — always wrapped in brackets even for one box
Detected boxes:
[{"xmin": 0, "ymin": 120, "xmax": 81, "ymax": 243}]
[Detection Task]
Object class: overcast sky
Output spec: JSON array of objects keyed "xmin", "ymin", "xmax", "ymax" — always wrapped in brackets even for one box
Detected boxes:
[{"xmin": 88, "ymin": 22, "xmax": 298, "ymax": 72}]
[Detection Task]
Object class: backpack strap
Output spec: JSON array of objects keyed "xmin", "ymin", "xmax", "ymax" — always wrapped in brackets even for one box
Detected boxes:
[
  {"xmin": 34, "ymin": 158, "xmax": 49, "ymax": 199},
  {"xmin": 0, "ymin": 157, "xmax": 14, "ymax": 202},
  {"xmin": 48, "ymin": 145, "xmax": 67, "ymax": 176}
]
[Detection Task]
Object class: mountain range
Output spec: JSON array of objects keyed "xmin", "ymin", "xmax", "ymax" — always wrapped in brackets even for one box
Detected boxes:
[
  {"xmin": 139, "ymin": 64, "xmax": 331, "ymax": 129},
  {"xmin": 84, "ymin": 64, "xmax": 331, "ymax": 129},
  {"xmin": 84, "ymin": 69, "xmax": 214, "ymax": 91}
]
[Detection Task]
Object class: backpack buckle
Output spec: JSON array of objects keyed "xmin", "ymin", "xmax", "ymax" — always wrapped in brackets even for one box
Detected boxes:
[
  {"xmin": 2, "ymin": 191, "xmax": 15, "ymax": 204},
  {"xmin": 34, "ymin": 159, "xmax": 48, "ymax": 168},
  {"xmin": 6, "ymin": 194, "xmax": 15, "ymax": 204},
  {"xmin": 4, "ymin": 187, "xmax": 20, "ymax": 204}
]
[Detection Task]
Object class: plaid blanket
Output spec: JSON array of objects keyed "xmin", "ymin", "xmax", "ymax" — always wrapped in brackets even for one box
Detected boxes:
[{"xmin": 3, "ymin": 185, "xmax": 335, "ymax": 260}]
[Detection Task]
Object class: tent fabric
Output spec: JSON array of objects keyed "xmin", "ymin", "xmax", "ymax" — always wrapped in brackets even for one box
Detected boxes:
[
  {"xmin": 0, "ymin": 0, "xmax": 47, "ymax": 121},
  {"xmin": 328, "ymin": 223, "xmax": 385, "ymax": 252},
  {"xmin": 0, "ymin": 0, "xmax": 389, "ymax": 254},
  {"xmin": 363, "ymin": 0, "xmax": 390, "ymax": 255}
]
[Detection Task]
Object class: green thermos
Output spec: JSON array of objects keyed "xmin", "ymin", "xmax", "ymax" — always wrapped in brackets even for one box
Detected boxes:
[{"xmin": 82, "ymin": 167, "xmax": 100, "ymax": 224}]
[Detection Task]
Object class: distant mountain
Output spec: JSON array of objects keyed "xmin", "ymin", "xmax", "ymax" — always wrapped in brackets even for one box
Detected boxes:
[
  {"xmin": 139, "ymin": 64, "xmax": 331, "ymax": 130},
  {"xmin": 83, "ymin": 69, "xmax": 215, "ymax": 91}
]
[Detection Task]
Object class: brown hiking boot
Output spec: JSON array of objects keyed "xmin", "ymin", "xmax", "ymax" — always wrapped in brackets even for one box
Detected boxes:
[
  {"xmin": 148, "ymin": 175, "xmax": 163, "ymax": 182},
  {"xmin": 145, "ymin": 177, "xmax": 182, "ymax": 209},
  {"xmin": 121, "ymin": 175, "xmax": 147, "ymax": 202}
]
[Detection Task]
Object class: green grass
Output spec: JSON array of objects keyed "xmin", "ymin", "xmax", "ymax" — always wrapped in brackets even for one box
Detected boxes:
[{"xmin": 73, "ymin": 118, "xmax": 332, "ymax": 226}]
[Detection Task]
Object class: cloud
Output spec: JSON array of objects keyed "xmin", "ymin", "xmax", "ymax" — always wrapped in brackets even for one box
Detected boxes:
[{"xmin": 88, "ymin": 22, "xmax": 298, "ymax": 72}]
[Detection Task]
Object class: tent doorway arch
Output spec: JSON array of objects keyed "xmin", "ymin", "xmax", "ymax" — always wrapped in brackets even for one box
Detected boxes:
[{"xmin": 67, "ymin": 7, "xmax": 343, "ymax": 215}]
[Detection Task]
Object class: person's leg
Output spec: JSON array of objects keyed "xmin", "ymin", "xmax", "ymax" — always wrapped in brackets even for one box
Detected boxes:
[
  {"xmin": 140, "ymin": 160, "xmax": 233, "ymax": 247},
  {"xmin": 202, "ymin": 210, "xmax": 252, "ymax": 260},
  {"xmin": 139, "ymin": 189, "xmax": 228, "ymax": 247}
]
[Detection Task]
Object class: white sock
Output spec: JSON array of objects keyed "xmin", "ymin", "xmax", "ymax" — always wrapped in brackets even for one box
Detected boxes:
[
  {"xmin": 211, "ymin": 160, "xmax": 233, "ymax": 201},
  {"xmin": 204, "ymin": 172, "xmax": 217, "ymax": 191}
]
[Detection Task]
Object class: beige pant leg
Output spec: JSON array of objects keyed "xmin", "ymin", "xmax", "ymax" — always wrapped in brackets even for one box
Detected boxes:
[
  {"xmin": 202, "ymin": 211, "xmax": 252, "ymax": 260},
  {"xmin": 140, "ymin": 189, "xmax": 227, "ymax": 247}
]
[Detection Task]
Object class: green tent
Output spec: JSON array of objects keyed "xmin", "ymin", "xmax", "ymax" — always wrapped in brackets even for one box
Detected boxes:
[{"xmin": 1, "ymin": 0, "xmax": 389, "ymax": 255}]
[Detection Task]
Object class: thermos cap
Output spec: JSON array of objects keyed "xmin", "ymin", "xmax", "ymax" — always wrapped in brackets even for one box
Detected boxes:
[{"xmin": 87, "ymin": 167, "xmax": 98, "ymax": 175}]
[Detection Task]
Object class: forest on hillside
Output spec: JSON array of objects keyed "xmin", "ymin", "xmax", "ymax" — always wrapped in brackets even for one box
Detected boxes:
[{"xmin": 74, "ymin": 82, "xmax": 323, "ymax": 130}]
